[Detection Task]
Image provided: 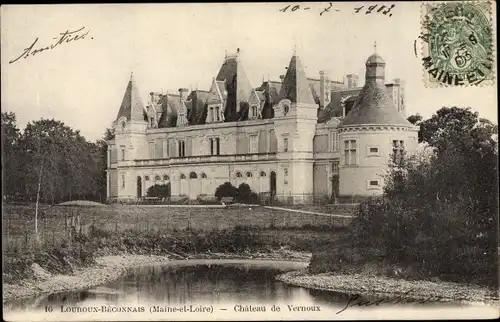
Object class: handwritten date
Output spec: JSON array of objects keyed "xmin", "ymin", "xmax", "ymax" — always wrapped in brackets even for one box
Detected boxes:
[{"xmin": 278, "ymin": 3, "xmax": 395, "ymax": 17}]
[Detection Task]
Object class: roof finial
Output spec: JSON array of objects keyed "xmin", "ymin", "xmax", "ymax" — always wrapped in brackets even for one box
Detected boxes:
[
  {"xmin": 225, "ymin": 50, "xmax": 227, "ymax": 58},
  {"xmin": 293, "ymin": 37, "xmax": 297, "ymax": 56},
  {"xmin": 130, "ymin": 71, "xmax": 134, "ymax": 81},
  {"xmin": 374, "ymin": 41, "xmax": 377, "ymax": 54}
]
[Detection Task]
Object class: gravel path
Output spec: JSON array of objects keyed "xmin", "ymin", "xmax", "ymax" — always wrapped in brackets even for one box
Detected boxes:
[{"xmin": 276, "ymin": 270, "xmax": 499, "ymax": 304}]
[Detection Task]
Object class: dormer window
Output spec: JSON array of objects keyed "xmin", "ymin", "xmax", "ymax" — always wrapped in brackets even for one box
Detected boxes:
[
  {"xmin": 209, "ymin": 105, "xmax": 221, "ymax": 122},
  {"xmin": 250, "ymin": 105, "xmax": 258, "ymax": 118},
  {"xmin": 121, "ymin": 121, "xmax": 126, "ymax": 130}
]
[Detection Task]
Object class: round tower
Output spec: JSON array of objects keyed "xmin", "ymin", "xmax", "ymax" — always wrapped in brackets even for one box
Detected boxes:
[{"xmin": 337, "ymin": 48, "xmax": 419, "ymax": 201}]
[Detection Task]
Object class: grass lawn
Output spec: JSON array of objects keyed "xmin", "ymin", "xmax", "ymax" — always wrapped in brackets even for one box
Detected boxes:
[{"xmin": 2, "ymin": 203, "xmax": 353, "ymax": 250}]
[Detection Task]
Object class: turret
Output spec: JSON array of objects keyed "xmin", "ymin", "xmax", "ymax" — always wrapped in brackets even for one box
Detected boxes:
[{"xmin": 337, "ymin": 45, "xmax": 418, "ymax": 201}]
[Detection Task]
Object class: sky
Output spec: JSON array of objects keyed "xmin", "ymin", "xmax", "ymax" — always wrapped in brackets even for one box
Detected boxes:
[{"xmin": 1, "ymin": 2, "xmax": 497, "ymax": 142}]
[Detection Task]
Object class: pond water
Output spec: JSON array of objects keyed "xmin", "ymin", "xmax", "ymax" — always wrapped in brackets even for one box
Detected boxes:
[{"xmin": 3, "ymin": 261, "xmax": 497, "ymax": 321}]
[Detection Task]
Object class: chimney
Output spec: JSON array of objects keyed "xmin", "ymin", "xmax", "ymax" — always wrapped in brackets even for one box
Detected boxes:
[
  {"xmin": 179, "ymin": 88, "xmax": 189, "ymax": 102},
  {"xmin": 279, "ymin": 75, "xmax": 285, "ymax": 83},
  {"xmin": 319, "ymin": 70, "xmax": 331, "ymax": 108},
  {"xmin": 344, "ymin": 74, "xmax": 359, "ymax": 89}
]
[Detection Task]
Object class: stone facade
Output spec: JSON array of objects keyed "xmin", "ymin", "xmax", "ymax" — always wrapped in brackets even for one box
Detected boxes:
[{"xmin": 106, "ymin": 49, "xmax": 418, "ymax": 204}]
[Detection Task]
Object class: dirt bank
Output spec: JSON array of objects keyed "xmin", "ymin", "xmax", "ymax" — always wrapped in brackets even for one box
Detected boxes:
[
  {"xmin": 3, "ymin": 250, "xmax": 311, "ymax": 303},
  {"xmin": 276, "ymin": 270, "xmax": 499, "ymax": 304}
]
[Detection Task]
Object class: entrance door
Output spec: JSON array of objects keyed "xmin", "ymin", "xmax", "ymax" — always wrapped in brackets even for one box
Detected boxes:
[
  {"xmin": 137, "ymin": 176, "xmax": 142, "ymax": 199},
  {"xmin": 270, "ymin": 171, "xmax": 277, "ymax": 198},
  {"xmin": 331, "ymin": 174, "xmax": 339, "ymax": 203}
]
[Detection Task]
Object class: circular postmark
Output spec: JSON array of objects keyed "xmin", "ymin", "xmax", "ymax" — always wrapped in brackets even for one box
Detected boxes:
[{"xmin": 421, "ymin": 2, "xmax": 494, "ymax": 86}]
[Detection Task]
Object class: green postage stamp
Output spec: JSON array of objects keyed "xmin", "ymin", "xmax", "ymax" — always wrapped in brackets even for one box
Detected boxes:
[{"xmin": 421, "ymin": 1, "xmax": 495, "ymax": 87}]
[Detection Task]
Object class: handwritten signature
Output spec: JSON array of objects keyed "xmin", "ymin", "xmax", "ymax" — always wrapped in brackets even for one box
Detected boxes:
[
  {"xmin": 9, "ymin": 26, "xmax": 91, "ymax": 64},
  {"xmin": 279, "ymin": 3, "xmax": 395, "ymax": 17},
  {"xmin": 336, "ymin": 289, "xmax": 441, "ymax": 314}
]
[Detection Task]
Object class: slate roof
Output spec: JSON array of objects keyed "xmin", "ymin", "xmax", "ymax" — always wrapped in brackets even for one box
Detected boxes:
[
  {"xmin": 157, "ymin": 94, "xmax": 182, "ymax": 127},
  {"xmin": 278, "ymin": 55, "xmax": 316, "ymax": 105},
  {"xmin": 216, "ymin": 55, "xmax": 253, "ymax": 103},
  {"xmin": 116, "ymin": 75, "xmax": 146, "ymax": 122},
  {"xmin": 187, "ymin": 90, "xmax": 210, "ymax": 124},
  {"xmin": 366, "ymin": 53, "xmax": 385, "ymax": 65}
]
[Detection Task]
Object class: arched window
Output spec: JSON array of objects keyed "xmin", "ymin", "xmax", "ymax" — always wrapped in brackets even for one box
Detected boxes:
[
  {"xmin": 260, "ymin": 171, "xmax": 266, "ymax": 177},
  {"xmin": 235, "ymin": 172, "xmax": 243, "ymax": 178},
  {"xmin": 155, "ymin": 175, "xmax": 161, "ymax": 181},
  {"xmin": 201, "ymin": 173, "xmax": 207, "ymax": 179},
  {"xmin": 180, "ymin": 173, "xmax": 186, "ymax": 179},
  {"xmin": 189, "ymin": 172, "xmax": 198, "ymax": 179},
  {"xmin": 145, "ymin": 176, "xmax": 150, "ymax": 181},
  {"xmin": 163, "ymin": 175, "xmax": 170, "ymax": 181},
  {"xmin": 246, "ymin": 172, "xmax": 253, "ymax": 177}
]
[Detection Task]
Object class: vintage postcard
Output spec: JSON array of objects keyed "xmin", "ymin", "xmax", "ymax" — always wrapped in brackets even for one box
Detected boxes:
[{"xmin": 1, "ymin": 2, "xmax": 498, "ymax": 321}]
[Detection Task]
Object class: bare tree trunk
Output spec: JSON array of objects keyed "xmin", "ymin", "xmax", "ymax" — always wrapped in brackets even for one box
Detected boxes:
[{"xmin": 35, "ymin": 158, "xmax": 44, "ymax": 234}]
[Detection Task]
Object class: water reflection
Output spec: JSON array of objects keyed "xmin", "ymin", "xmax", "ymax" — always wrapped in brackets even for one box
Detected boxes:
[
  {"xmin": 104, "ymin": 264, "xmax": 303, "ymax": 305},
  {"xmin": 4, "ymin": 262, "xmax": 496, "ymax": 321}
]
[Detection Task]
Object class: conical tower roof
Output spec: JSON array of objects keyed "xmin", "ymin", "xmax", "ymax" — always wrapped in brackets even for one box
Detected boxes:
[
  {"xmin": 116, "ymin": 73, "xmax": 146, "ymax": 122},
  {"xmin": 278, "ymin": 54, "xmax": 316, "ymax": 105},
  {"xmin": 341, "ymin": 52, "xmax": 411, "ymax": 127}
]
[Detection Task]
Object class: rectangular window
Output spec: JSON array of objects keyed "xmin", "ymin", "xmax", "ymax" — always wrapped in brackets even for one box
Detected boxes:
[
  {"xmin": 344, "ymin": 140, "xmax": 357, "ymax": 165},
  {"xmin": 249, "ymin": 135, "xmax": 258, "ymax": 154},
  {"xmin": 120, "ymin": 146, "xmax": 125, "ymax": 161},
  {"xmin": 121, "ymin": 174, "xmax": 125, "ymax": 189},
  {"xmin": 210, "ymin": 138, "xmax": 214, "ymax": 155},
  {"xmin": 215, "ymin": 106, "xmax": 220, "ymax": 121},
  {"xmin": 331, "ymin": 132, "xmax": 339, "ymax": 152},
  {"xmin": 332, "ymin": 161, "xmax": 339, "ymax": 172},
  {"xmin": 178, "ymin": 140, "xmax": 185, "ymax": 157},
  {"xmin": 392, "ymin": 140, "xmax": 404, "ymax": 163},
  {"xmin": 367, "ymin": 145, "xmax": 380, "ymax": 157},
  {"xmin": 370, "ymin": 180, "xmax": 379, "ymax": 186},
  {"xmin": 216, "ymin": 138, "xmax": 220, "ymax": 155},
  {"xmin": 284, "ymin": 168, "xmax": 288, "ymax": 176},
  {"xmin": 284, "ymin": 138, "xmax": 289, "ymax": 152}
]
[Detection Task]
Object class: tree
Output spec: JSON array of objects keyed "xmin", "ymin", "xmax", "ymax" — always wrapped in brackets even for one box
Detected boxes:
[
  {"xmin": 337, "ymin": 107, "xmax": 499, "ymax": 285},
  {"xmin": 1, "ymin": 112, "xmax": 22, "ymax": 198},
  {"xmin": 19, "ymin": 119, "xmax": 101, "ymax": 203},
  {"xmin": 237, "ymin": 183, "xmax": 251, "ymax": 201},
  {"xmin": 94, "ymin": 127, "xmax": 116, "ymax": 201},
  {"xmin": 406, "ymin": 113, "xmax": 422, "ymax": 126}
]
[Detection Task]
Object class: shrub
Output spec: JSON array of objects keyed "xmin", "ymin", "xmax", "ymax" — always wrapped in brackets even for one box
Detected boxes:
[
  {"xmin": 214, "ymin": 182, "xmax": 238, "ymax": 201},
  {"xmin": 314, "ymin": 108, "xmax": 499, "ymax": 287},
  {"xmin": 146, "ymin": 183, "xmax": 171, "ymax": 198}
]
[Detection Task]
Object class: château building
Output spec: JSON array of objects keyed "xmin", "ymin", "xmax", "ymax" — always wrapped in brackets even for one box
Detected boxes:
[{"xmin": 106, "ymin": 47, "xmax": 418, "ymax": 204}]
